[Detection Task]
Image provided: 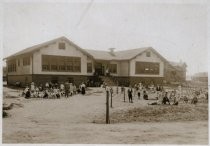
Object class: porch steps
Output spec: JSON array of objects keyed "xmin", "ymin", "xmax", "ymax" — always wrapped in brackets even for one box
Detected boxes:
[{"xmin": 100, "ymin": 76, "xmax": 117, "ymax": 86}]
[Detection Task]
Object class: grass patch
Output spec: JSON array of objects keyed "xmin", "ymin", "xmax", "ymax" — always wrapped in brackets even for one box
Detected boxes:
[{"xmin": 94, "ymin": 103, "xmax": 208, "ymax": 124}]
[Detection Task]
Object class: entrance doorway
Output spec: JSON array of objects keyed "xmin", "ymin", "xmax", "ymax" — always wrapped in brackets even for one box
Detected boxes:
[{"xmin": 95, "ymin": 62, "xmax": 104, "ymax": 76}]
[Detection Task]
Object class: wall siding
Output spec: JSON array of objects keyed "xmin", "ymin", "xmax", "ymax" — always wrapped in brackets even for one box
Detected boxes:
[
  {"xmin": 32, "ymin": 74, "xmax": 88, "ymax": 87},
  {"xmin": 119, "ymin": 61, "xmax": 129, "ymax": 76},
  {"xmin": 33, "ymin": 40, "xmax": 92, "ymax": 75},
  {"xmin": 7, "ymin": 55, "xmax": 32, "ymax": 76}
]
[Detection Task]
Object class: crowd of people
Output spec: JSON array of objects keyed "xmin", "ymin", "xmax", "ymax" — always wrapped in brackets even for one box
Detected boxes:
[
  {"xmin": 22, "ymin": 81, "xmax": 86, "ymax": 99},
  {"xmin": 105, "ymin": 82, "xmax": 208, "ymax": 105},
  {"xmin": 22, "ymin": 80, "xmax": 208, "ymax": 106}
]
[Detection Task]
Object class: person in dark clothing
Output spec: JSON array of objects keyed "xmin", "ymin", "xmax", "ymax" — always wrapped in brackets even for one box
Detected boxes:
[
  {"xmin": 191, "ymin": 94, "xmax": 198, "ymax": 104},
  {"xmin": 162, "ymin": 92, "xmax": 170, "ymax": 105},
  {"xmin": 143, "ymin": 90, "xmax": 148, "ymax": 100},
  {"xmin": 43, "ymin": 90, "xmax": 49, "ymax": 99},
  {"xmin": 137, "ymin": 87, "xmax": 141, "ymax": 100},
  {"xmin": 128, "ymin": 86, "xmax": 133, "ymax": 103},
  {"xmin": 156, "ymin": 85, "xmax": 162, "ymax": 92},
  {"xmin": 127, "ymin": 86, "xmax": 133, "ymax": 103},
  {"xmin": 25, "ymin": 89, "xmax": 31, "ymax": 99},
  {"xmin": 64, "ymin": 82, "xmax": 70, "ymax": 98}
]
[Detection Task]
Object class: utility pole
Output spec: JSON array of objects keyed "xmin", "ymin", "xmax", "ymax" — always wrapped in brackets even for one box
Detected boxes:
[{"xmin": 106, "ymin": 90, "xmax": 110, "ymax": 124}]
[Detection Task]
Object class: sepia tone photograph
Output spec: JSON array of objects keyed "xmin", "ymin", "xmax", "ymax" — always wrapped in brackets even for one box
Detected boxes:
[{"xmin": 1, "ymin": 0, "xmax": 209, "ymax": 144}]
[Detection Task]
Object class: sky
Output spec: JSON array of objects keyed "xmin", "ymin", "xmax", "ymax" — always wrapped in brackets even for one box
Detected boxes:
[{"xmin": 2, "ymin": 0, "xmax": 208, "ymax": 76}]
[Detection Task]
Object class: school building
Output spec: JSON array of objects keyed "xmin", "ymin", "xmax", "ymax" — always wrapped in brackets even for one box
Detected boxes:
[{"xmin": 4, "ymin": 36, "xmax": 187, "ymax": 86}]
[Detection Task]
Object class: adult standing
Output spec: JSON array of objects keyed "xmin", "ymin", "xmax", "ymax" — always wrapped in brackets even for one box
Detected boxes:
[
  {"xmin": 156, "ymin": 84, "xmax": 162, "ymax": 99},
  {"xmin": 127, "ymin": 86, "xmax": 133, "ymax": 103},
  {"xmin": 64, "ymin": 81, "xmax": 70, "ymax": 98}
]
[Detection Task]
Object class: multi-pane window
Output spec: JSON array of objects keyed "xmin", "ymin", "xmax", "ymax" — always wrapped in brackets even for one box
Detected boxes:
[
  {"xmin": 135, "ymin": 62, "xmax": 159, "ymax": 75},
  {"xmin": 87, "ymin": 62, "xmax": 92, "ymax": 73},
  {"xmin": 50, "ymin": 56, "xmax": 58, "ymax": 71},
  {"xmin": 42, "ymin": 55, "xmax": 81, "ymax": 72},
  {"xmin": 66, "ymin": 58, "xmax": 73, "ymax": 72},
  {"xmin": 23, "ymin": 57, "xmax": 30, "ymax": 66},
  {"xmin": 59, "ymin": 42, "xmax": 65, "ymax": 50},
  {"xmin": 58, "ymin": 57, "xmax": 66, "ymax": 71},
  {"xmin": 109, "ymin": 64, "xmax": 117, "ymax": 74},
  {"xmin": 74, "ymin": 58, "xmax": 81, "ymax": 72},
  {"xmin": 42, "ymin": 55, "xmax": 50, "ymax": 71},
  {"xmin": 7, "ymin": 59, "xmax": 16, "ymax": 72}
]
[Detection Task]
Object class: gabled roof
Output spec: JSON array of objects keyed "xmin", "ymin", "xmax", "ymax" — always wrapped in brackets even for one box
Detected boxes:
[
  {"xmin": 86, "ymin": 47, "xmax": 169, "ymax": 62},
  {"xmin": 4, "ymin": 36, "xmax": 93, "ymax": 60},
  {"xmin": 114, "ymin": 47, "xmax": 149, "ymax": 60},
  {"xmin": 85, "ymin": 49, "xmax": 115, "ymax": 60},
  {"xmin": 4, "ymin": 36, "xmax": 179, "ymax": 67}
]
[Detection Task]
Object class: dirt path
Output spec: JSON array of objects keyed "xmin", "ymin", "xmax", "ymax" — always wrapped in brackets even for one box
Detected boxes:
[{"xmin": 2, "ymin": 87, "xmax": 208, "ymax": 144}]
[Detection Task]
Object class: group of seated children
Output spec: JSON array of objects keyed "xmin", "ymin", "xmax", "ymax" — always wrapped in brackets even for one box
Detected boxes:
[{"xmin": 22, "ymin": 81, "xmax": 86, "ymax": 99}]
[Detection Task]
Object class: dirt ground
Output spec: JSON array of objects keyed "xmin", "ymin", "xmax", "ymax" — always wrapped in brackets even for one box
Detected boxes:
[{"xmin": 2, "ymin": 86, "xmax": 208, "ymax": 144}]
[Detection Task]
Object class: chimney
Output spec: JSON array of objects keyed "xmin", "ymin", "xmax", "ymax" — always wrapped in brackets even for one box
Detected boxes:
[{"xmin": 109, "ymin": 48, "xmax": 116, "ymax": 56}]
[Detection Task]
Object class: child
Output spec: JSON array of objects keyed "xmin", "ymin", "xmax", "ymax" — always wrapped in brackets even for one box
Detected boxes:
[
  {"xmin": 137, "ymin": 86, "xmax": 141, "ymax": 100},
  {"xmin": 162, "ymin": 92, "xmax": 170, "ymax": 105},
  {"xmin": 25, "ymin": 88, "xmax": 31, "ymax": 99},
  {"xmin": 143, "ymin": 90, "xmax": 148, "ymax": 100}
]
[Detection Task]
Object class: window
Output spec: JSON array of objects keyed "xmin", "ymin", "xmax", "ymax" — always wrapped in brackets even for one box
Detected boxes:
[
  {"xmin": 59, "ymin": 42, "xmax": 65, "ymax": 49},
  {"xmin": 146, "ymin": 51, "xmax": 151, "ymax": 57},
  {"xmin": 42, "ymin": 55, "xmax": 81, "ymax": 72},
  {"xmin": 66, "ymin": 58, "xmax": 73, "ymax": 72},
  {"xmin": 87, "ymin": 63, "xmax": 92, "ymax": 73},
  {"xmin": 58, "ymin": 57, "xmax": 66, "ymax": 71},
  {"xmin": 7, "ymin": 59, "xmax": 16, "ymax": 72},
  {"xmin": 42, "ymin": 55, "xmax": 50, "ymax": 71},
  {"xmin": 135, "ymin": 62, "xmax": 159, "ymax": 75},
  {"xmin": 74, "ymin": 58, "xmax": 81, "ymax": 72},
  {"xmin": 50, "ymin": 56, "xmax": 58, "ymax": 71},
  {"xmin": 109, "ymin": 64, "xmax": 117, "ymax": 74},
  {"xmin": 23, "ymin": 57, "xmax": 30, "ymax": 66}
]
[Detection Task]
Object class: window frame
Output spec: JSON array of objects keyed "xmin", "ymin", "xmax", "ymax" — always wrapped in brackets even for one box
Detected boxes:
[
  {"xmin": 135, "ymin": 61, "xmax": 160, "ymax": 75},
  {"xmin": 58, "ymin": 42, "xmax": 66, "ymax": 50},
  {"xmin": 87, "ymin": 62, "xmax": 92, "ymax": 73},
  {"xmin": 41, "ymin": 55, "xmax": 81, "ymax": 72},
  {"xmin": 7, "ymin": 59, "xmax": 16, "ymax": 73}
]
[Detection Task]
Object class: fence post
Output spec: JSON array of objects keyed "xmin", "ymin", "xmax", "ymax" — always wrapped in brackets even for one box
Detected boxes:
[
  {"xmin": 106, "ymin": 90, "xmax": 110, "ymax": 124},
  {"xmin": 123, "ymin": 88, "xmax": 125, "ymax": 102},
  {"xmin": 110, "ymin": 90, "xmax": 113, "ymax": 108}
]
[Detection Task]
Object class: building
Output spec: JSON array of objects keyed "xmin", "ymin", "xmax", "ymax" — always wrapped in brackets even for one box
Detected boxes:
[
  {"xmin": 3, "ymin": 66, "xmax": 7, "ymax": 81},
  {"xmin": 192, "ymin": 72, "xmax": 208, "ymax": 82},
  {"xmin": 4, "ymin": 36, "xmax": 187, "ymax": 87},
  {"xmin": 164, "ymin": 61, "xmax": 187, "ymax": 83}
]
